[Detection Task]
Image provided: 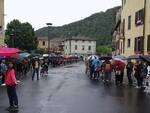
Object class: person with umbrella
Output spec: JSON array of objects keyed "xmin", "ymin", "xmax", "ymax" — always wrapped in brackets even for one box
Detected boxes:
[
  {"xmin": 0, "ymin": 59, "xmax": 7, "ymax": 86},
  {"xmin": 134, "ymin": 60, "xmax": 143, "ymax": 88},
  {"xmin": 88, "ymin": 55, "xmax": 99, "ymax": 79},
  {"xmin": 126, "ymin": 60, "xmax": 134, "ymax": 85},
  {"xmin": 114, "ymin": 59, "xmax": 126, "ymax": 85},
  {"xmin": 103, "ymin": 59, "xmax": 112, "ymax": 83},
  {"xmin": 144, "ymin": 63, "xmax": 150, "ymax": 93},
  {"xmin": 93, "ymin": 58, "xmax": 102, "ymax": 79}
]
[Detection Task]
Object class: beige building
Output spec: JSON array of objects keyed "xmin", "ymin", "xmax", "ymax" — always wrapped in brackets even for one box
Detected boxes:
[
  {"xmin": 112, "ymin": 7, "xmax": 122, "ymax": 56},
  {"xmin": 113, "ymin": 0, "xmax": 150, "ymax": 56},
  {"xmin": 0, "ymin": 0, "xmax": 4, "ymax": 45},
  {"xmin": 64, "ymin": 37, "xmax": 96, "ymax": 55},
  {"xmin": 37, "ymin": 37, "xmax": 64, "ymax": 52}
]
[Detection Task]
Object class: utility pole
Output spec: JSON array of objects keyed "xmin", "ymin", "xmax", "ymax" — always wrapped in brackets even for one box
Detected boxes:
[
  {"xmin": 68, "ymin": 32, "xmax": 71, "ymax": 55},
  {"xmin": 46, "ymin": 23, "xmax": 52, "ymax": 54}
]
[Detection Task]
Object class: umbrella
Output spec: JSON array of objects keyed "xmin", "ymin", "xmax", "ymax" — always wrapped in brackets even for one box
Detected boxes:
[
  {"xmin": 0, "ymin": 47, "xmax": 20, "ymax": 56},
  {"xmin": 88, "ymin": 55, "xmax": 99, "ymax": 60},
  {"xmin": 19, "ymin": 52, "xmax": 30, "ymax": 58},
  {"xmin": 113, "ymin": 58, "xmax": 126, "ymax": 64},
  {"xmin": 0, "ymin": 56, "xmax": 5, "ymax": 59},
  {"xmin": 113, "ymin": 58, "xmax": 126, "ymax": 70},
  {"xmin": 128, "ymin": 54, "xmax": 141, "ymax": 60},
  {"xmin": 99, "ymin": 56, "xmax": 112, "ymax": 60},
  {"xmin": 43, "ymin": 54, "xmax": 49, "ymax": 57},
  {"xmin": 113, "ymin": 55, "xmax": 127, "ymax": 60},
  {"xmin": 140, "ymin": 55, "xmax": 150, "ymax": 65}
]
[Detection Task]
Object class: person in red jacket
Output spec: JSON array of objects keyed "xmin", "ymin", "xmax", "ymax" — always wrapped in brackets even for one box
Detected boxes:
[{"xmin": 5, "ymin": 62, "xmax": 19, "ymax": 111}]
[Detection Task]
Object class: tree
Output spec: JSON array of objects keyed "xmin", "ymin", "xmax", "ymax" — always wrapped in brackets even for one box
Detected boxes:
[
  {"xmin": 5, "ymin": 19, "xmax": 38, "ymax": 50},
  {"xmin": 96, "ymin": 45, "xmax": 112, "ymax": 55}
]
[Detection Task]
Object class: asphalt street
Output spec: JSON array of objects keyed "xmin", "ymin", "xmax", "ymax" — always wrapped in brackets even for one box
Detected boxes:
[{"xmin": 0, "ymin": 62, "xmax": 150, "ymax": 113}]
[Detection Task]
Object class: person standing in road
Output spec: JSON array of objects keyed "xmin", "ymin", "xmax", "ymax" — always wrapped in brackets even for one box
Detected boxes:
[
  {"xmin": 89, "ymin": 59, "xmax": 94, "ymax": 79},
  {"xmin": 32, "ymin": 58, "xmax": 40, "ymax": 81},
  {"xmin": 134, "ymin": 61, "xmax": 143, "ymax": 88},
  {"xmin": 0, "ymin": 60, "xmax": 7, "ymax": 86},
  {"xmin": 5, "ymin": 62, "xmax": 19, "ymax": 111},
  {"xmin": 126, "ymin": 60, "xmax": 134, "ymax": 85},
  {"xmin": 104, "ymin": 60, "xmax": 112, "ymax": 83},
  {"xmin": 144, "ymin": 64, "xmax": 150, "ymax": 93},
  {"xmin": 84, "ymin": 58, "xmax": 89, "ymax": 74}
]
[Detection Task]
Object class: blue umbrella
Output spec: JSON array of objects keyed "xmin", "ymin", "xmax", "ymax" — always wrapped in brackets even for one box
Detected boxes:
[
  {"xmin": 19, "ymin": 53, "xmax": 30, "ymax": 58},
  {"xmin": 0, "ymin": 56, "xmax": 6, "ymax": 59}
]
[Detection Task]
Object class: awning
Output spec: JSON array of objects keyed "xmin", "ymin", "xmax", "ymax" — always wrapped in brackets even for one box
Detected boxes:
[{"xmin": 0, "ymin": 47, "xmax": 20, "ymax": 56}]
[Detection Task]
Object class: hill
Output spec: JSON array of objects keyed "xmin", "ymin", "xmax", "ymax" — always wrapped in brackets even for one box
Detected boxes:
[{"xmin": 35, "ymin": 6, "xmax": 120, "ymax": 45}]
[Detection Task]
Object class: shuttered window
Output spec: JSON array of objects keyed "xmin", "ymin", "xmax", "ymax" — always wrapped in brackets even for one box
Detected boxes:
[
  {"xmin": 128, "ymin": 16, "xmax": 131, "ymax": 30},
  {"xmin": 134, "ymin": 37, "xmax": 144, "ymax": 54},
  {"xmin": 135, "ymin": 9, "xmax": 144, "ymax": 26}
]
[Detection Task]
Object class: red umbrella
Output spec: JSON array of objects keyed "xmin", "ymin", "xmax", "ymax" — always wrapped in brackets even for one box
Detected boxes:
[
  {"xmin": 113, "ymin": 58, "xmax": 126, "ymax": 70},
  {"xmin": 0, "ymin": 47, "xmax": 20, "ymax": 56}
]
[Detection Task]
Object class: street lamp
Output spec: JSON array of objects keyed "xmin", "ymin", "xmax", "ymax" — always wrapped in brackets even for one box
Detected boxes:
[
  {"xmin": 46, "ymin": 23, "xmax": 52, "ymax": 54},
  {"xmin": 10, "ymin": 28, "xmax": 15, "ymax": 47},
  {"xmin": 68, "ymin": 32, "xmax": 71, "ymax": 55},
  {"xmin": 10, "ymin": 33, "xmax": 14, "ymax": 47}
]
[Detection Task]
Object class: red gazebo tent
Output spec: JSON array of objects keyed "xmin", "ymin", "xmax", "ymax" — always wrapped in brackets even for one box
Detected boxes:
[{"xmin": 0, "ymin": 47, "xmax": 20, "ymax": 57}]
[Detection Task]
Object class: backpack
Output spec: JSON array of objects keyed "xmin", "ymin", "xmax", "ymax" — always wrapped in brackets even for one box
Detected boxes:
[{"xmin": 105, "ymin": 63, "xmax": 111, "ymax": 71}]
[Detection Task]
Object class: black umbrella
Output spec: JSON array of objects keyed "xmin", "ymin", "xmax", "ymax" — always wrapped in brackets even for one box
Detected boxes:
[
  {"xmin": 99, "ymin": 56, "xmax": 112, "ymax": 60},
  {"xmin": 140, "ymin": 55, "xmax": 150, "ymax": 65},
  {"xmin": 128, "ymin": 54, "xmax": 141, "ymax": 60}
]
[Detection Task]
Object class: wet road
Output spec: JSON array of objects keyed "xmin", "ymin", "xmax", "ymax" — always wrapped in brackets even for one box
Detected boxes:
[{"xmin": 0, "ymin": 62, "xmax": 150, "ymax": 113}]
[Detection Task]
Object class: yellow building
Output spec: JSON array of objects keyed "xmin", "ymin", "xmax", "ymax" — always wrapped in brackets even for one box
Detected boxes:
[
  {"xmin": 113, "ymin": 0, "xmax": 150, "ymax": 56},
  {"xmin": 37, "ymin": 37, "xmax": 64, "ymax": 52},
  {"xmin": 0, "ymin": 0, "xmax": 4, "ymax": 45}
]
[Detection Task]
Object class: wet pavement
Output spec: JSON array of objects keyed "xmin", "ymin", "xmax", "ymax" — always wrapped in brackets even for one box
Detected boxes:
[{"xmin": 0, "ymin": 62, "xmax": 150, "ymax": 113}]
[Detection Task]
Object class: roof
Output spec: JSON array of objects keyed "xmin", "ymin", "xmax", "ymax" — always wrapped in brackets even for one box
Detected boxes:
[
  {"xmin": 64, "ymin": 36, "xmax": 97, "ymax": 41},
  {"xmin": 37, "ymin": 37, "xmax": 64, "ymax": 42}
]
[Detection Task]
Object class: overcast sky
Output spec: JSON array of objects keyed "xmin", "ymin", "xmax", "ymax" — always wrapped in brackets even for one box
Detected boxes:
[{"xmin": 5, "ymin": 0, "xmax": 121, "ymax": 30}]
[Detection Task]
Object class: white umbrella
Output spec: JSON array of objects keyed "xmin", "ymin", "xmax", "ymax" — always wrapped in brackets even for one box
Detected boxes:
[
  {"xmin": 88, "ymin": 55, "xmax": 99, "ymax": 60},
  {"xmin": 43, "ymin": 54, "xmax": 49, "ymax": 57}
]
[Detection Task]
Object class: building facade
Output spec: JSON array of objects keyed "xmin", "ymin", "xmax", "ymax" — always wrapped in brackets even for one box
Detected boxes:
[
  {"xmin": 37, "ymin": 37, "xmax": 64, "ymax": 52},
  {"xmin": 113, "ymin": 0, "xmax": 150, "ymax": 56},
  {"xmin": 112, "ymin": 7, "xmax": 122, "ymax": 56},
  {"xmin": 0, "ymin": 0, "xmax": 4, "ymax": 45},
  {"xmin": 64, "ymin": 37, "xmax": 96, "ymax": 55}
]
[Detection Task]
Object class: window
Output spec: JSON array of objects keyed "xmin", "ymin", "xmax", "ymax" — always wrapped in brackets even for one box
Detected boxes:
[
  {"xmin": 121, "ymin": 42, "xmax": 123, "ymax": 53},
  {"xmin": 75, "ymin": 45, "xmax": 77, "ymax": 50},
  {"xmin": 127, "ymin": 39, "xmax": 131, "ymax": 47},
  {"xmin": 123, "ymin": 19, "xmax": 125, "ymax": 36},
  {"xmin": 0, "ymin": 26, "xmax": 2, "ymax": 32},
  {"xmin": 75, "ymin": 40, "xmax": 78, "ymax": 43},
  {"xmin": 66, "ymin": 46, "xmax": 67, "ymax": 50},
  {"xmin": 82, "ymin": 40, "xmax": 85, "ymax": 43},
  {"xmin": 122, "ymin": 0, "xmax": 126, "ymax": 6},
  {"xmin": 82, "ymin": 45, "xmax": 85, "ymax": 51},
  {"xmin": 42, "ymin": 41, "xmax": 45, "ymax": 46},
  {"xmin": 128, "ymin": 16, "xmax": 131, "ymax": 30},
  {"xmin": 88, "ymin": 46, "xmax": 91, "ymax": 51},
  {"xmin": 147, "ymin": 35, "xmax": 150, "ymax": 51},
  {"xmin": 124, "ymin": 0, "xmax": 126, "ymax": 5},
  {"xmin": 89, "ymin": 41, "xmax": 91, "ymax": 43},
  {"xmin": 134, "ymin": 37, "xmax": 144, "ymax": 54},
  {"xmin": 135, "ymin": 9, "xmax": 144, "ymax": 26}
]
